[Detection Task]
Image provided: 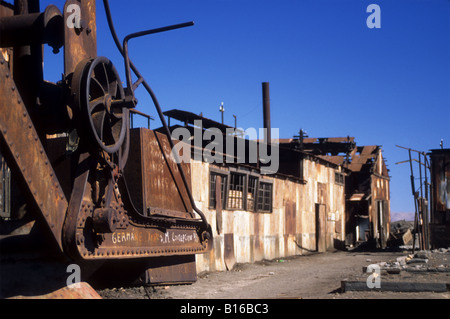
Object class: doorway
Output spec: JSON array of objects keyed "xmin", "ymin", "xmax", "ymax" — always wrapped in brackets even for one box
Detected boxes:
[{"xmin": 316, "ymin": 203, "xmax": 327, "ymax": 252}]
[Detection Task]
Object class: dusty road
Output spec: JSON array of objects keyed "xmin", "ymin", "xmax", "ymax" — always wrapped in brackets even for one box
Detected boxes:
[{"xmin": 98, "ymin": 250, "xmax": 450, "ymax": 299}]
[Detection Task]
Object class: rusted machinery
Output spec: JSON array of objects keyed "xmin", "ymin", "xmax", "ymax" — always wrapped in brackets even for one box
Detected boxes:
[{"xmin": 0, "ymin": 0, "xmax": 212, "ymax": 297}]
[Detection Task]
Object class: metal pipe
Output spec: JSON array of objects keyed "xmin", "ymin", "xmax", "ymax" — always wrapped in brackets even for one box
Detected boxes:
[
  {"xmin": 0, "ymin": 5, "xmax": 63, "ymax": 52},
  {"xmin": 122, "ymin": 21, "xmax": 194, "ymax": 96},
  {"xmin": 262, "ymin": 82, "xmax": 271, "ymax": 145},
  {"xmin": 419, "ymin": 153, "xmax": 423, "ymax": 199},
  {"xmin": 12, "ymin": 0, "xmax": 44, "ymax": 139}
]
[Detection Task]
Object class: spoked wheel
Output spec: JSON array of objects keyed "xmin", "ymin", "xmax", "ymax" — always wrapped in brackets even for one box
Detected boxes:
[{"xmin": 73, "ymin": 56, "xmax": 128, "ymax": 155}]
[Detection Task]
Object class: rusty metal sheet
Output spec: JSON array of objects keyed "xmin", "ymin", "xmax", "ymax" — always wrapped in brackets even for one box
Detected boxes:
[
  {"xmin": 253, "ymin": 212, "xmax": 263, "ymax": 261},
  {"xmin": 360, "ymin": 145, "xmax": 377, "ymax": 155},
  {"xmin": 145, "ymin": 255, "xmax": 197, "ymax": 285},
  {"xmin": 63, "ymin": 129, "xmax": 209, "ymax": 261},
  {"xmin": 102, "ymin": 227, "xmax": 202, "ymax": 255},
  {"xmin": 74, "ymin": 214, "xmax": 207, "ymax": 260},
  {"xmin": 64, "ymin": 188, "xmax": 208, "ymax": 261},
  {"xmin": 316, "ymin": 203, "xmax": 327, "ymax": 252},
  {"xmin": 163, "ymin": 109, "xmax": 233, "ymax": 132},
  {"xmin": 215, "ymin": 175, "xmax": 223, "ymax": 234},
  {"xmin": 0, "ymin": 1, "xmax": 12, "ymax": 15},
  {"xmin": 125, "ymin": 128, "xmax": 193, "ymax": 217},
  {"xmin": 0, "ymin": 56, "xmax": 68, "ymax": 252},
  {"xmin": 285, "ymin": 200, "xmax": 296, "ymax": 234},
  {"xmin": 69, "ymin": 193, "xmax": 208, "ymax": 260},
  {"xmin": 317, "ymin": 182, "xmax": 327, "ymax": 205},
  {"xmin": 317, "ymin": 155, "xmax": 345, "ymax": 166},
  {"xmin": 326, "ymin": 137, "xmax": 355, "ymax": 143},
  {"xmin": 223, "ymin": 233, "xmax": 236, "ymax": 271},
  {"xmin": 64, "ymin": 0, "xmax": 97, "ymax": 75}
]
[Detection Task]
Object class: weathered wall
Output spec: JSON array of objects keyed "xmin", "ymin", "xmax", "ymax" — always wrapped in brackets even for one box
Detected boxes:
[
  {"xmin": 191, "ymin": 156, "xmax": 346, "ymax": 273},
  {"xmin": 369, "ymin": 149, "xmax": 391, "ymax": 248}
]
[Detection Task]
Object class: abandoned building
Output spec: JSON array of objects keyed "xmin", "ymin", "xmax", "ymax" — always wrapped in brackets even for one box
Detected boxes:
[
  {"xmin": 155, "ymin": 110, "xmax": 345, "ymax": 272},
  {"xmin": 156, "ymin": 98, "xmax": 391, "ymax": 273},
  {"xmin": 278, "ymin": 136, "xmax": 391, "ymax": 249}
]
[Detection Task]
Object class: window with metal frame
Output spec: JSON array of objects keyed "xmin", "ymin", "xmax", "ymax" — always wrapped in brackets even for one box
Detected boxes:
[
  {"xmin": 247, "ymin": 176, "xmax": 258, "ymax": 211},
  {"xmin": 335, "ymin": 172, "xmax": 344, "ymax": 185},
  {"xmin": 209, "ymin": 172, "xmax": 228, "ymax": 209},
  {"xmin": 257, "ymin": 181, "xmax": 273, "ymax": 212}
]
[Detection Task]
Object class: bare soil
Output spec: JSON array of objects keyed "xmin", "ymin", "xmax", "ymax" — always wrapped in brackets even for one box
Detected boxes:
[{"xmin": 97, "ymin": 249, "xmax": 450, "ymax": 299}]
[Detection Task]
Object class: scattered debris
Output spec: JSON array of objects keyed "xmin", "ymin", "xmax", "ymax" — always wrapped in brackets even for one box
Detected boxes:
[
  {"xmin": 388, "ymin": 220, "xmax": 414, "ymax": 247},
  {"xmin": 361, "ymin": 248, "xmax": 450, "ymax": 280},
  {"xmin": 342, "ymin": 248, "xmax": 450, "ymax": 294},
  {"xmin": 414, "ymin": 250, "xmax": 431, "ymax": 259}
]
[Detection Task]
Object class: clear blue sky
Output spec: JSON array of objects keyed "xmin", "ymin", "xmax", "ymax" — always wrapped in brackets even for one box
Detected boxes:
[{"xmin": 41, "ymin": 0, "xmax": 450, "ymax": 217}]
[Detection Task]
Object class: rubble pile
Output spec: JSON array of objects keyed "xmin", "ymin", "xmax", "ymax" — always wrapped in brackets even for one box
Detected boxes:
[
  {"xmin": 388, "ymin": 220, "xmax": 414, "ymax": 247},
  {"xmin": 341, "ymin": 248, "xmax": 450, "ymax": 294},
  {"xmin": 367, "ymin": 249, "xmax": 450, "ymax": 274}
]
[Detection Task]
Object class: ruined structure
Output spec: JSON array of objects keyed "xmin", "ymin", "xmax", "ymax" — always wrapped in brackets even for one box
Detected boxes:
[
  {"xmin": 279, "ymin": 136, "xmax": 391, "ymax": 249},
  {"xmin": 344, "ymin": 145, "xmax": 390, "ymax": 248},
  {"xmin": 160, "ymin": 110, "xmax": 347, "ymax": 272},
  {"xmin": 160, "ymin": 83, "xmax": 391, "ymax": 273}
]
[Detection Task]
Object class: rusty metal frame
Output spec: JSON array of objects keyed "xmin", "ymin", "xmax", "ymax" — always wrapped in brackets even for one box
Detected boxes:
[{"xmin": 0, "ymin": 56, "xmax": 68, "ymax": 251}]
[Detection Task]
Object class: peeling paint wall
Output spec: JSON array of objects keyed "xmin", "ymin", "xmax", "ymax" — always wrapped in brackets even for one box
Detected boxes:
[
  {"xmin": 369, "ymin": 149, "xmax": 391, "ymax": 248},
  {"xmin": 191, "ymin": 156, "xmax": 346, "ymax": 273}
]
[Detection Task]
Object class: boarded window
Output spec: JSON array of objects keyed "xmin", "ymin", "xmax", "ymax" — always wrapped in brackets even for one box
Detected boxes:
[
  {"xmin": 257, "ymin": 182, "xmax": 273, "ymax": 212},
  {"xmin": 227, "ymin": 173, "xmax": 245, "ymax": 209}
]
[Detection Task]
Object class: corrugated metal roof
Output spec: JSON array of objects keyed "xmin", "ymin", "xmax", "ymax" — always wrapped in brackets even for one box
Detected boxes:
[
  {"xmin": 317, "ymin": 155, "xmax": 345, "ymax": 166},
  {"xmin": 163, "ymin": 109, "xmax": 234, "ymax": 131}
]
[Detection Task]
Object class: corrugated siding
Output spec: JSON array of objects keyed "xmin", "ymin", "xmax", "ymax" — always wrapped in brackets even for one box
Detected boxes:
[{"xmin": 192, "ymin": 157, "xmax": 346, "ymax": 273}]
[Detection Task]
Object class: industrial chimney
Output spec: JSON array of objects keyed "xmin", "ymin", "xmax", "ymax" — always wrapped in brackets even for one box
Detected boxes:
[{"xmin": 262, "ymin": 82, "xmax": 271, "ymax": 145}]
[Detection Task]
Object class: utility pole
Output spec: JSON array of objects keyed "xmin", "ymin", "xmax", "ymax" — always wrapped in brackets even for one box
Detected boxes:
[
  {"xmin": 219, "ymin": 102, "xmax": 225, "ymax": 124},
  {"xmin": 294, "ymin": 129, "xmax": 308, "ymax": 150}
]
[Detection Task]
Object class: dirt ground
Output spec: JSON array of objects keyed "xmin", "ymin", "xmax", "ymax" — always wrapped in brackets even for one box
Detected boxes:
[{"xmin": 97, "ymin": 249, "xmax": 450, "ymax": 299}]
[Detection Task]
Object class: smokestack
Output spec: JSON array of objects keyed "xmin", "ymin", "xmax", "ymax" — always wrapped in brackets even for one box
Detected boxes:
[{"xmin": 262, "ymin": 82, "xmax": 271, "ymax": 145}]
